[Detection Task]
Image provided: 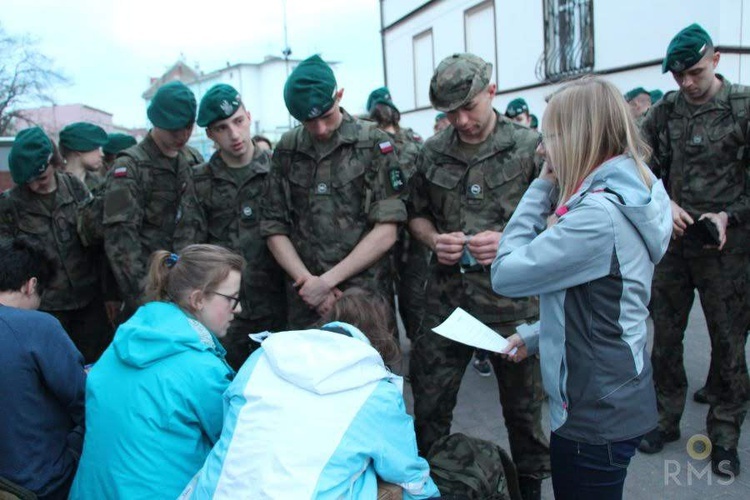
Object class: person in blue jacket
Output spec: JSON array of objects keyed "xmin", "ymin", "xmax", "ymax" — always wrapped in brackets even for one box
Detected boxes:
[
  {"xmin": 0, "ymin": 237, "xmax": 86, "ymax": 500},
  {"xmin": 180, "ymin": 288, "xmax": 440, "ymax": 500},
  {"xmin": 491, "ymin": 77, "xmax": 672, "ymax": 499},
  {"xmin": 69, "ymin": 244, "xmax": 244, "ymax": 500}
]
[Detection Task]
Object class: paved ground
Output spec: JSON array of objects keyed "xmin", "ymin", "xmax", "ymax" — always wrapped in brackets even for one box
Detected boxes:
[{"xmin": 396, "ymin": 294, "xmax": 750, "ymax": 499}]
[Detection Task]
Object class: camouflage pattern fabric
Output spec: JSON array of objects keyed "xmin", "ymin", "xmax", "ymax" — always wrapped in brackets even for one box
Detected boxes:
[
  {"xmin": 427, "ymin": 432, "xmax": 522, "ymax": 500},
  {"xmin": 408, "ymin": 113, "xmax": 540, "ymax": 324},
  {"xmin": 101, "ymin": 132, "xmax": 202, "ymax": 314},
  {"xmin": 174, "ymin": 144, "xmax": 286, "ymax": 370},
  {"xmin": 641, "ymin": 76, "xmax": 750, "ymax": 448},
  {"xmin": 650, "ymin": 251, "xmax": 750, "ymax": 449},
  {"xmin": 0, "ymin": 171, "xmax": 113, "ymax": 362},
  {"xmin": 407, "ymin": 113, "xmax": 549, "ymax": 480},
  {"xmin": 389, "ymin": 126, "xmax": 430, "ymax": 340},
  {"xmin": 83, "ymin": 170, "xmax": 105, "ymax": 192},
  {"xmin": 260, "ymin": 109, "xmax": 407, "ymax": 329},
  {"xmin": 410, "ymin": 316, "xmax": 550, "ymax": 480}
]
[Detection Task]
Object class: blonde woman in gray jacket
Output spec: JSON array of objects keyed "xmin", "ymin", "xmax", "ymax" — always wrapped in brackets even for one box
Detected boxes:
[{"xmin": 491, "ymin": 77, "xmax": 672, "ymax": 500}]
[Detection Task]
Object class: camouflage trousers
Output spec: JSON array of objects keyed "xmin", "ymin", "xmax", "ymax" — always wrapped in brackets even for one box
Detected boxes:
[
  {"xmin": 47, "ymin": 295, "xmax": 114, "ymax": 365},
  {"xmin": 221, "ymin": 313, "xmax": 287, "ymax": 371},
  {"xmin": 397, "ymin": 241, "xmax": 431, "ymax": 340},
  {"xmin": 651, "ymin": 251, "xmax": 750, "ymax": 448},
  {"xmin": 410, "ymin": 314, "xmax": 551, "ymax": 480}
]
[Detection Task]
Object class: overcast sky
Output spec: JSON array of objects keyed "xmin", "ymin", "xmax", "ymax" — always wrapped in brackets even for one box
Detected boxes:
[{"xmin": 3, "ymin": 0, "xmax": 384, "ymax": 128}]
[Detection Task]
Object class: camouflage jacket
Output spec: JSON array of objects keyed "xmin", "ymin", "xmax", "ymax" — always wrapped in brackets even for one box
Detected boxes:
[
  {"xmin": 260, "ymin": 109, "xmax": 407, "ymax": 297},
  {"xmin": 101, "ymin": 132, "xmax": 203, "ymax": 308},
  {"xmin": 0, "ymin": 171, "xmax": 100, "ymax": 310},
  {"xmin": 408, "ymin": 112, "xmax": 540, "ymax": 324},
  {"xmin": 174, "ymin": 145, "xmax": 285, "ymax": 321},
  {"xmin": 84, "ymin": 170, "xmax": 105, "ymax": 192},
  {"xmin": 641, "ymin": 75, "xmax": 750, "ymax": 255}
]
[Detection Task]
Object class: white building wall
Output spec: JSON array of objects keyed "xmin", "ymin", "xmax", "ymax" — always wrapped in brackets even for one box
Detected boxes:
[{"xmin": 382, "ymin": 0, "xmax": 750, "ymax": 139}]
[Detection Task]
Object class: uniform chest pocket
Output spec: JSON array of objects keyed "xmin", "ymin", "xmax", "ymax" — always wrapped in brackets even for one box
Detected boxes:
[
  {"xmin": 708, "ymin": 113, "xmax": 744, "ymax": 147},
  {"xmin": 485, "ymin": 160, "xmax": 523, "ymax": 189},
  {"xmin": 145, "ymin": 189, "xmax": 178, "ymax": 227},
  {"xmin": 426, "ymin": 164, "xmax": 464, "ymax": 189},
  {"xmin": 17, "ymin": 215, "xmax": 49, "ymax": 236},
  {"xmin": 331, "ymin": 161, "xmax": 366, "ymax": 188}
]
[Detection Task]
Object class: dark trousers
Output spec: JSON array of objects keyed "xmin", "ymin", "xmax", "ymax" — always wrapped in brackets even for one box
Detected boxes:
[
  {"xmin": 650, "ymin": 252, "xmax": 750, "ymax": 448},
  {"xmin": 221, "ymin": 313, "xmax": 287, "ymax": 371},
  {"xmin": 550, "ymin": 433, "xmax": 641, "ymax": 500},
  {"xmin": 46, "ymin": 296, "xmax": 113, "ymax": 364}
]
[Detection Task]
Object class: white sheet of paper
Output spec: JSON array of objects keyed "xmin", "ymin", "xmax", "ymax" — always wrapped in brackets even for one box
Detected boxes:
[{"xmin": 432, "ymin": 307, "xmax": 517, "ymax": 355}]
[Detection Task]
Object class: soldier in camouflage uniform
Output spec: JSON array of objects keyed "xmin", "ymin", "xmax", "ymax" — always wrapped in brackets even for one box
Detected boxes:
[
  {"xmin": 407, "ymin": 53, "xmax": 550, "ymax": 500},
  {"xmin": 261, "ymin": 55, "xmax": 406, "ymax": 329},
  {"xmin": 174, "ymin": 84, "xmax": 286, "ymax": 370},
  {"xmin": 366, "ymin": 86, "xmax": 430, "ymax": 340},
  {"xmin": 101, "ymin": 81, "xmax": 203, "ymax": 318},
  {"xmin": 102, "ymin": 133, "xmax": 137, "ymax": 173},
  {"xmin": 0, "ymin": 127, "xmax": 112, "ymax": 363},
  {"xmin": 59, "ymin": 122, "xmax": 108, "ymax": 192},
  {"xmin": 637, "ymin": 24, "xmax": 750, "ymax": 478}
]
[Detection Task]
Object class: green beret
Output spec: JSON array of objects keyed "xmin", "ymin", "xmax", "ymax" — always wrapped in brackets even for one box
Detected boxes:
[
  {"xmin": 530, "ymin": 114, "xmax": 539, "ymax": 128},
  {"xmin": 505, "ymin": 98, "xmax": 529, "ymax": 118},
  {"xmin": 59, "ymin": 122, "xmax": 108, "ymax": 152},
  {"xmin": 624, "ymin": 87, "xmax": 649, "ymax": 102},
  {"xmin": 9, "ymin": 127, "xmax": 53, "ymax": 184},
  {"xmin": 197, "ymin": 84, "xmax": 243, "ymax": 127},
  {"xmin": 429, "ymin": 53, "xmax": 493, "ymax": 112},
  {"xmin": 284, "ymin": 55, "xmax": 337, "ymax": 122},
  {"xmin": 147, "ymin": 81, "xmax": 197, "ymax": 130},
  {"xmin": 650, "ymin": 89, "xmax": 664, "ymax": 104},
  {"xmin": 435, "ymin": 112, "xmax": 447, "ymax": 122},
  {"xmin": 103, "ymin": 133, "xmax": 137, "ymax": 154},
  {"xmin": 366, "ymin": 87, "xmax": 398, "ymax": 113},
  {"xmin": 663, "ymin": 23, "xmax": 713, "ymax": 73}
]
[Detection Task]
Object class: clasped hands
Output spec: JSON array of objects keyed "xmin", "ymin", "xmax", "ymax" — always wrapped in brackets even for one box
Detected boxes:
[
  {"xmin": 432, "ymin": 230, "xmax": 502, "ymax": 266},
  {"xmin": 294, "ymin": 274, "xmax": 342, "ymax": 316}
]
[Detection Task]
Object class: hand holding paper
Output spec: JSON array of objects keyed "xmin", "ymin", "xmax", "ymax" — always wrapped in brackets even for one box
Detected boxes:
[{"xmin": 432, "ymin": 307, "xmax": 518, "ymax": 355}]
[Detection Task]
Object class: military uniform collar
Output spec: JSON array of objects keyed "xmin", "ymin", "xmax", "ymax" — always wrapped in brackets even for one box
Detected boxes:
[
  {"xmin": 17, "ymin": 171, "xmax": 75, "ymax": 216},
  {"xmin": 432, "ymin": 110, "xmax": 516, "ymax": 163},
  {"xmin": 673, "ymin": 74, "xmax": 731, "ymax": 117},
  {"xmin": 298, "ymin": 108, "xmax": 359, "ymax": 160},
  {"xmin": 207, "ymin": 141, "xmax": 271, "ymax": 183}
]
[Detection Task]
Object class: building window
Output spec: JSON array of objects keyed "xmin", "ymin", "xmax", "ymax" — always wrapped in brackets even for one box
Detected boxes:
[
  {"xmin": 537, "ymin": 0, "xmax": 594, "ymax": 81},
  {"xmin": 464, "ymin": 1, "xmax": 497, "ymax": 76},
  {"xmin": 413, "ymin": 29, "xmax": 434, "ymax": 108}
]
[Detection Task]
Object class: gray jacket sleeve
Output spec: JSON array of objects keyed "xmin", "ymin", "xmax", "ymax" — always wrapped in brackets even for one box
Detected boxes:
[{"xmin": 491, "ymin": 179, "xmax": 615, "ymax": 298}]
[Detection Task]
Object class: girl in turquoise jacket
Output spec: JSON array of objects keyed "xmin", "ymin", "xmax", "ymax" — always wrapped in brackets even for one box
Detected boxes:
[{"xmin": 69, "ymin": 245, "xmax": 244, "ymax": 499}]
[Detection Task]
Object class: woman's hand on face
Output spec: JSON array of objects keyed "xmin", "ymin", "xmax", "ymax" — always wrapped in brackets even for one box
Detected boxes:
[
  {"xmin": 501, "ymin": 334, "xmax": 528, "ymax": 363},
  {"xmin": 539, "ymin": 161, "xmax": 557, "ymax": 184}
]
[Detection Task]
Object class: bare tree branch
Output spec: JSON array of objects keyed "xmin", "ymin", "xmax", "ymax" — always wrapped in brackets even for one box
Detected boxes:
[{"xmin": 0, "ymin": 23, "xmax": 69, "ymax": 135}]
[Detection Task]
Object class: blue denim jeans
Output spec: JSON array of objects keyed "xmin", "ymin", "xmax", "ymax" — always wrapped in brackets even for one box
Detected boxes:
[{"xmin": 550, "ymin": 432, "xmax": 642, "ymax": 500}]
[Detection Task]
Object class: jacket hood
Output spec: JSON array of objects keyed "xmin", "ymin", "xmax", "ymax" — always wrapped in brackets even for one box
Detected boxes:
[
  {"xmin": 113, "ymin": 301, "xmax": 223, "ymax": 368},
  {"xmin": 570, "ymin": 154, "xmax": 672, "ymax": 264},
  {"xmin": 261, "ymin": 322, "xmax": 399, "ymax": 395}
]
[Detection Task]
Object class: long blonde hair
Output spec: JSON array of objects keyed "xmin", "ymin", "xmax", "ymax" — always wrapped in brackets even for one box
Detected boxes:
[{"xmin": 543, "ymin": 76, "xmax": 652, "ymax": 207}]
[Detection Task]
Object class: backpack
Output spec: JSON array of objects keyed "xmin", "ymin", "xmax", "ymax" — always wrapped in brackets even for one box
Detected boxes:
[{"xmin": 426, "ymin": 433, "xmax": 522, "ymax": 500}]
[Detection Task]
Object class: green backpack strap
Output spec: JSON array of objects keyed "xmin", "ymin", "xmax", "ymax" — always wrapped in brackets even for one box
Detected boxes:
[{"xmin": 728, "ymin": 84, "xmax": 750, "ymax": 161}]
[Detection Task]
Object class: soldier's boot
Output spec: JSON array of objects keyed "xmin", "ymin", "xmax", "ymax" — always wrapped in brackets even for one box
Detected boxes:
[
  {"xmin": 693, "ymin": 386, "xmax": 719, "ymax": 405},
  {"xmin": 518, "ymin": 476, "xmax": 541, "ymax": 500},
  {"xmin": 712, "ymin": 446, "xmax": 740, "ymax": 477},
  {"xmin": 638, "ymin": 428, "xmax": 680, "ymax": 454}
]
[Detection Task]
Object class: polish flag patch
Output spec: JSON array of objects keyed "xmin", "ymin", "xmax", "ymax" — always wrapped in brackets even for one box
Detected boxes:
[
  {"xmin": 379, "ymin": 141, "xmax": 394, "ymax": 154},
  {"xmin": 114, "ymin": 167, "xmax": 128, "ymax": 178}
]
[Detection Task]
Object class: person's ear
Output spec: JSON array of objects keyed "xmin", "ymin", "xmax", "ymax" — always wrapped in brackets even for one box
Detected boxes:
[
  {"xmin": 21, "ymin": 277, "xmax": 38, "ymax": 297},
  {"xmin": 188, "ymin": 289, "xmax": 204, "ymax": 312},
  {"xmin": 335, "ymin": 88, "xmax": 345, "ymax": 103}
]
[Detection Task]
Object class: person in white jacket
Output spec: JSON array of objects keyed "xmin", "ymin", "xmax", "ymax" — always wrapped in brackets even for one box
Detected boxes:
[
  {"xmin": 491, "ymin": 77, "xmax": 672, "ymax": 500},
  {"xmin": 181, "ymin": 288, "xmax": 440, "ymax": 500}
]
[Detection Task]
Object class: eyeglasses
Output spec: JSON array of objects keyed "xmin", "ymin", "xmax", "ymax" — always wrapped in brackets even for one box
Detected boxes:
[{"xmin": 210, "ymin": 291, "xmax": 241, "ymax": 310}]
